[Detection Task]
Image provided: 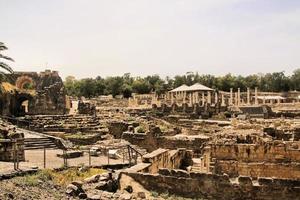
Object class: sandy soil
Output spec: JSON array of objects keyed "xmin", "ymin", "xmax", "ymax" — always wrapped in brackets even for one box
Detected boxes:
[{"xmin": 0, "ymin": 149, "xmax": 124, "ymax": 174}]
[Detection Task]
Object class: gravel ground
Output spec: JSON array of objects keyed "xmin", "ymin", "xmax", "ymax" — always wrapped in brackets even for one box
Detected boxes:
[
  {"xmin": 0, "ymin": 149, "xmax": 124, "ymax": 174},
  {"xmin": 0, "ymin": 178, "xmax": 66, "ymax": 200}
]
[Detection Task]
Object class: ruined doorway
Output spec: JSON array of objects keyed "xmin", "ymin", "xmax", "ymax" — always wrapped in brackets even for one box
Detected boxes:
[{"xmin": 13, "ymin": 95, "xmax": 33, "ymax": 117}]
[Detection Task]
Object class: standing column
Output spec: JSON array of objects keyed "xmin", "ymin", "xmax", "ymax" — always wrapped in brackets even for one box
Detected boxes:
[
  {"xmin": 215, "ymin": 92, "xmax": 218, "ymax": 105},
  {"xmin": 263, "ymin": 96, "xmax": 266, "ymax": 104},
  {"xmin": 255, "ymin": 87, "xmax": 258, "ymax": 105},
  {"xmin": 237, "ymin": 88, "xmax": 241, "ymax": 106},
  {"xmin": 221, "ymin": 93, "xmax": 225, "ymax": 106},
  {"xmin": 189, "ymin": 93, "xmax": 192, "ymax": 106},
  {"xmin": 202, "ymin": 92, "xmax": 205, "ymax": 106},
  {"xmin": 171, "ymin": 92, "xmax": 174, "ymax": 104},
  {"xmin": 230, "ymin": 88, "xmax": 233, "ymax": 105},
  {"xmin": 183, "ymin": 91, "xmax": 186, "ymax": 104},
  {"xmin": 207, "ymin": 91, "xmax": 211, "ymax": 104},
  {"xmin": 235, "ymin": 92, "xmax": 238, "ymax": 106},
  {"xmin": 247, "ymin": 88, "xmax": 250, "ymax": 105}
]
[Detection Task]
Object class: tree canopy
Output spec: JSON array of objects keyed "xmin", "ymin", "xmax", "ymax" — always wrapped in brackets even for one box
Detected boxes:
[
  {"xmin": 64, "ymin": 69, "xmax": 300, "ymax": 98},
  {"xmin": 0, "ymin": 42, "xmax": 14, "ymax": 81}
]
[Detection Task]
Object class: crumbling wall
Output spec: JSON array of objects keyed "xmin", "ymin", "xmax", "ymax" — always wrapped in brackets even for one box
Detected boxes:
[
  {"xmin": 125, "ymin": 148, "xmax": 192, "ymax": 174},
  {"xmin": 0, "ymin": 125, "xmax": 25, "ymax": 162},
  {"xmin": 210, "ymin": 142, "xmax": 300, "ymax": 163},
  {"xmin": 215, "ymin": 161, "xmax": 300, "ymax": 179},
  {"xmin": 120, "ymin": 171, "xmax": 300, "ymax": 200},
  {"xmin": 108, "ymin": 121, "xmax": 129, "ymax": 139},
  {"xmin": 210, "ymin": 142, "xmax": 300, "ymax": 179},
  {"xmin": 123, "ymin": 131, "xmax": 208, "ymax": 152}
]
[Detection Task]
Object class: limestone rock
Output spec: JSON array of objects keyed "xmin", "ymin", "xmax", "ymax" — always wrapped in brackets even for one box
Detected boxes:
[
  {"xmin": 119, "ymin": 193, "xmax": 132, "ymax": 200},
  {"xmin": 66, "ymin": 184, "xmax": 79, "ymax": 196},
  {"xmin": 84, "ymin": 174, "xmax": 101, "ymax": 183}
]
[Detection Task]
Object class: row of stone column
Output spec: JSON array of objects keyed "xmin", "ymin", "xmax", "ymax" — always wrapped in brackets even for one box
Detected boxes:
[
  {"xmin": 230, "ymin": 87, "xmax": 259, "ymax": 106},
  {"xmin": 167, "ymin": 91, "xmax": 228, "ymax": 107}
]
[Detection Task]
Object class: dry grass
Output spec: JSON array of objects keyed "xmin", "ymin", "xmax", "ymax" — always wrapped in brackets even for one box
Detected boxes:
[
  {"xmin": 51, "ymin": 167, "xmax": 106, "ymax": 186},
  {"xmin": 12, "ymin": 167, "xmax": 106, "ymax": 187}
]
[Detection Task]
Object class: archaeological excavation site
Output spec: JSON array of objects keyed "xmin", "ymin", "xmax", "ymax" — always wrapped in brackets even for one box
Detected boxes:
[
  {"xmin": 1, "ymin": 1, "xmax": 300, "ymax": 199},
  {"xmin": 0, "ymin": 68, "xmax": 300, "ymax": 200}
]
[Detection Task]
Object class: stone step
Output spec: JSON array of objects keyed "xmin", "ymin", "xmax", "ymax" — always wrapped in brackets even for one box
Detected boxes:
[{"xmin": 24, "ymin": 137, "xmax": 58, "ymax": 150}]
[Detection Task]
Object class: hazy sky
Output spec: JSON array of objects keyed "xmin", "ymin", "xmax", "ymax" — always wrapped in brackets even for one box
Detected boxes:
[{"xmin": 0, "ymin": 0, "xmax": 299, "ymax": 79}]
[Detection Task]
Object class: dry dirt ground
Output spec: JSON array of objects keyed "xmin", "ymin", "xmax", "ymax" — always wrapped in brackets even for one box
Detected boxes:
[
  {"xmin": 0, "ymin": 178, "xmax": 67, "ymax": 200},
  {"xmin": 0, "ymin": 149, "xmax": 124, "ymax": 174}
]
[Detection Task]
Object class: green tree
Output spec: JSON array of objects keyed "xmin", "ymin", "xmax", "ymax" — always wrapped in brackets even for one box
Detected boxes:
[
  {"xmin": 132, "ymin": 78, "xmax": 151, "ymax": 94},
  {"xmin": 290, "ymin": 69, "xmax": 300, "ymax": 91},
  {"xmin": 0, "ymin": 42, "xmax": 14, "ymax": 81}
]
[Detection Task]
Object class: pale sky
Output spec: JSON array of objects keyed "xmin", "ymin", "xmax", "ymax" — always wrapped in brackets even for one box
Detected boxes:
[{"xmin": 0, "ymin": 0, "xmax": 299, "ymax": 79}]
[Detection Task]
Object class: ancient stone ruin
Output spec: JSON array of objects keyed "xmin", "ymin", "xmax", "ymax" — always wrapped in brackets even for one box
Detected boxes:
[
  {"xmin": 0, "ymin": 70, "xmax": 67, "ymax": 116},
  {"xmin": 1, "ymin": 77, "xmax": 300, "ymax": 200}
]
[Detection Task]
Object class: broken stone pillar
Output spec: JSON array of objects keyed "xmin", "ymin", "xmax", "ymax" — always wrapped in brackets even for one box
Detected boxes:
[
  {"xmin": 263, "ymin": 96, "xmax": 266, "ymax": 104},
  {"xmin": 255, "ymin": 87, "xmax": 258, "ymax": 105},
  {"xmin": 230, "ymin": 88, "xmax": 233, "ymax": 105},
  {"xmin": 247, "ymin": 87, "xmax": 250, "ymax": 105}
]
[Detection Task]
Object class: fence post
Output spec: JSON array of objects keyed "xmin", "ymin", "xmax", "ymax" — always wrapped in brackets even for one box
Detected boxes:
[
  {"xmin": 122, "ymin": 147, "xmax": 125, "ymax": 164},
  {"xmin": 88, "ymin": 148, "xmax": 91, "ymax": 167},
  {"xmin": 127, "ymin": 146, "xmax": 131, "ymax": 166},
  {"xmin": 107, "ymin": 149, "xmax": 110, "ymax": 165},
  {"xmin": 63, "ymin": 149, "xmax": 68, "ymax": 168},
  {"xmin": 43, "ymin": 147, "xmax": 46, "ymax": 168},
  {"xmin": 16, "ymin": 141, "xmax": 19, "ymax": 170},
  {"xmin": 13, "ymin": 140, "xmax": 16, "ymax": 170}
]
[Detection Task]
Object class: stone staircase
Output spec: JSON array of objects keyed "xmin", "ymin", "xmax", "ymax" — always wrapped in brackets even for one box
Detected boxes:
[
  {"xmin": 191, "ymin": 157, "xmax": 216, "ymax": 173},
  {"xmin": 191, "ymin": 158, "xmax": 202, "ymax": 172},
  {"xmin": 24, "ymin": 137, "xmax": 57, "ymax": 150}
]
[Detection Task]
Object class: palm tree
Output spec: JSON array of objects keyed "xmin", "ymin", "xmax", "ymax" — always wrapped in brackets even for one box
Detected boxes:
[{"xmin": 0, "ymin": 42, "xmax": 14, "ymax": 79}]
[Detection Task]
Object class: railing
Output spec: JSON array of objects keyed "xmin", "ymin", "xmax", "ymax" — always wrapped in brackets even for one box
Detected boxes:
[{"xmin": 127, "ymin": 145, "xmax": 143, "ymax": 166}]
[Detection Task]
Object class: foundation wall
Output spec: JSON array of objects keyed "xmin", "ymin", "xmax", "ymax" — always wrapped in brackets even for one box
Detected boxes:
[
  {"xmin": 211, "ymin": 143, "xmax": 300, "ymax": 163},
  {"xmin": 123, "ymin": 132, "xmax": 208, "ymax": 152},
  {"xmin": 0, "ymin": 139, "xmax": 25, "ymax": 162},
  {"xmin": 215, "ymin": 161, "xmax": 300, "ymax": 179},
  {"xmin": 120, "ymin": 171, "xmax": 300, "ymax": 200}
]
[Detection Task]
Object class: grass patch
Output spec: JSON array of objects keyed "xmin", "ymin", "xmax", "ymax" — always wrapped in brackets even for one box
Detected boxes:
[
  {"xmin": 12, "ymin": 169, "xmax": 53, "ymax": 187},
  {"xmin": 52, "ymin": 167, "xmax": 106, "ymax": 186},
  {"xmin": 12, "ymin": 167, "xmax": 106, "ymax": 187}
]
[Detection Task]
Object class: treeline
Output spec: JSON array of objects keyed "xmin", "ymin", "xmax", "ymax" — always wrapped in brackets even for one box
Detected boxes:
[{"xmin": 64, "ymin": 69, "xmax": 300, "ymax": 98}]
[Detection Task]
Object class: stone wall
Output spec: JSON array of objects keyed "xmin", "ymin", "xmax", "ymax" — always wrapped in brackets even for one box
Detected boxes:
[
  {"xmin": 0, "ymin": 138, "xmax": 25, "ymax": 162},
  {"xmin": 120, "ymin": 170, "xmax": 300, "ymax": 200},
  {"xmin": 108, "ymin": 121, "xmax": 129, "ymax": 139},
  {"xmin": 210, "ymin": 142, "xmax": 300, "ymax": 163},
  {"xmin": 210, "ymin": 142, "xmax": 300, "ymax": 179},
  {"xmin": 215, "ymin": 161, "xmax": 300, "ymax": 179},
  {"xmin": 123, "ymin": 131, "xmax": 209, "ymax": 152},
  {"xmin": 125, "ymin": 148, "xmax": 192, "ymax": 174},
  {"xmin": 0, "ymin": 70, "xmax": 67, "ymax": 116}
]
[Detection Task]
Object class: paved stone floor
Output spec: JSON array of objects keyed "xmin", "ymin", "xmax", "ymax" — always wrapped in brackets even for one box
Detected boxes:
[{"xmin": 0, "ymin": 149, "xmax": 124, "ymax": 174}]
